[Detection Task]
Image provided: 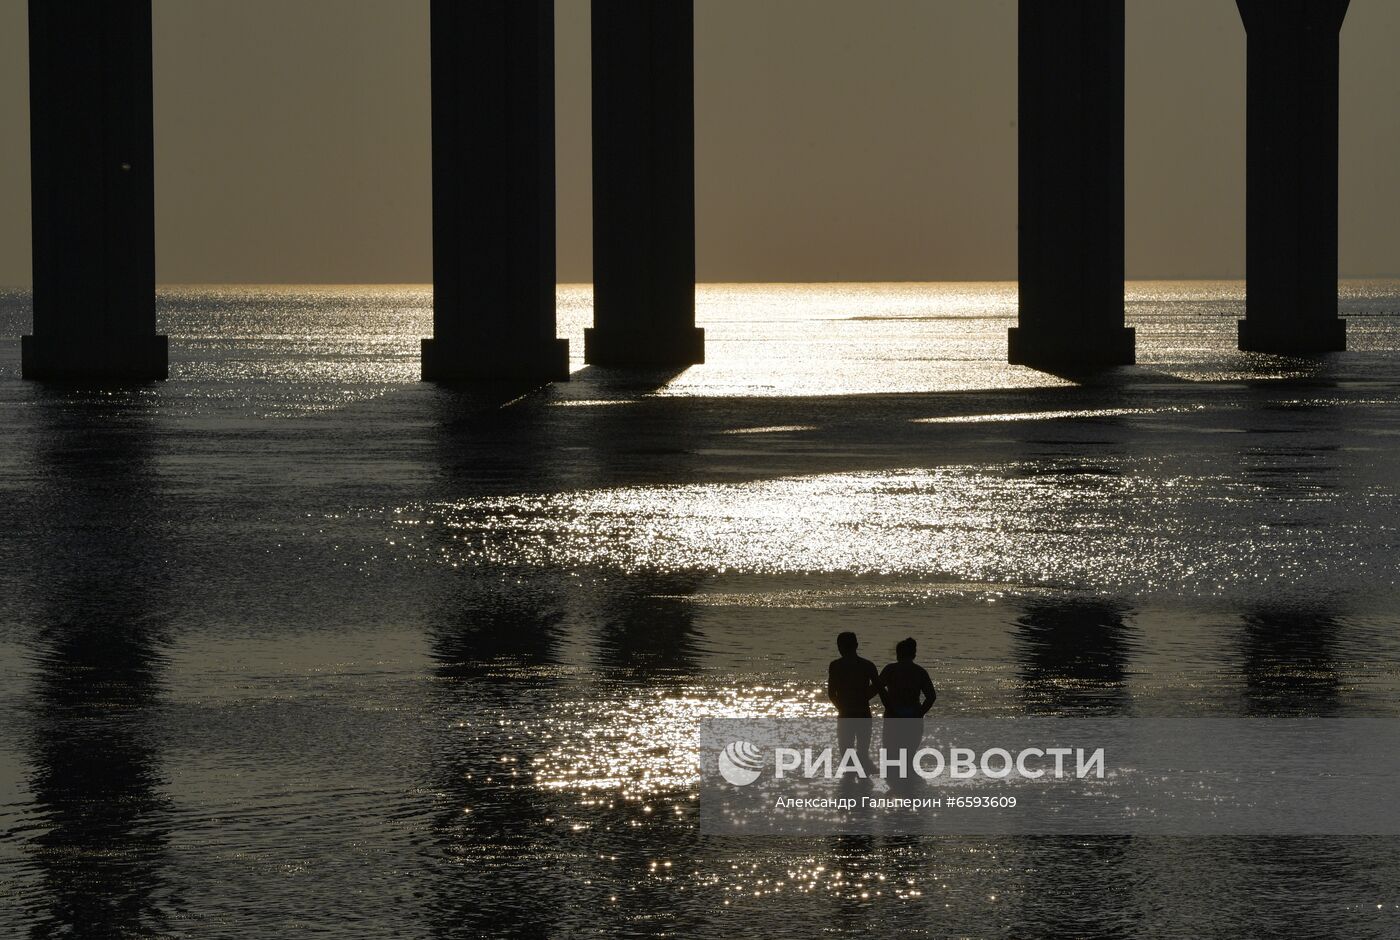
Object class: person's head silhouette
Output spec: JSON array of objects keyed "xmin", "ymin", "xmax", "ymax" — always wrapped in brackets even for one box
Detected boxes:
[
  {"xmin": 837, "ymin": 631, "xmax": 859, "ymax": 656},
  {"xmin": 896, "ymin": 637, "xmax": 916, "ymax": 661}
]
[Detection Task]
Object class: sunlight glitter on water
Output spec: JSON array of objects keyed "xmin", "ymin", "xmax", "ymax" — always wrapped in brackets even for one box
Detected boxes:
[
  {"xmin": 913, "ymin": 406, "xmax": 1195, "ymax": 423},
  {"xmin": 528, "ymin": 688, "xmax": 821, "ymax": 797},
  {"xmin": 68, "ymin": 280, "xmax": 1382, "ymax": 409},
  {"xmin": 387, "ymin": 460, "xmax": 1397, "ymax": 599}
]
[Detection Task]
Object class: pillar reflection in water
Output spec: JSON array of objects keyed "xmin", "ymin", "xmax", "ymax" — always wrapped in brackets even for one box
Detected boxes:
[
  {"xmin": 424, "ymin": 579, "xmax": 568, "ymax": 938},
  {"xmin": 591, "ymin": 573, "xmax": 704, "ymax": 678},
  {"xmin": 1238, "ymin": 605, "xmax": 1344, "ymax": 715},
  {"xmin": 1008, "ymin": 596, "xmax": 1140, "ymax": 932},
  {"xmin": 1013, "ymin": 597, "xmax": 1136, "ymax": 713},
  {"xmin": 20, "ymin": 393, "xmax": 174, "ymax": 935}
]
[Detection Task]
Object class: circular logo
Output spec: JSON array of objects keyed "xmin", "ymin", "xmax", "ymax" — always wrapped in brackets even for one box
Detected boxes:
[{"xmin": 717, "ymin": 740, "xmax": 764, "ymax": 786}]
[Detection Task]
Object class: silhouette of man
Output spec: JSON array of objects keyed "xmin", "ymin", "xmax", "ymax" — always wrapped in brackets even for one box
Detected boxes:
[
  {"xmin": 828, "ymin": 631, "xmax": 879, "ymax": 775},
  {"xmin": 877, "ymin": 637, "xmax": 937, "ymax": 789}
]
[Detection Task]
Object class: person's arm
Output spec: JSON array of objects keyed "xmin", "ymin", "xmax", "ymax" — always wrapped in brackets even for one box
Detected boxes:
[
  {"xmin": 874, "ymin": 663, "xmax": 891, "ymax": 708},
  {"xmin": 919, "ymin": 670, "xmax": 938, "ymax": 716},
  {"xmin": 827, "ymin": 662, "xmax": 838, "ymax": 708}
]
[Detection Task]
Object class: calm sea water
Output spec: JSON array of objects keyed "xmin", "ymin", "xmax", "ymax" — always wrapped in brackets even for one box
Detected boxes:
[{"xmin": 1, "ymin": 282, "xmax": 1399, "ymax": 937}]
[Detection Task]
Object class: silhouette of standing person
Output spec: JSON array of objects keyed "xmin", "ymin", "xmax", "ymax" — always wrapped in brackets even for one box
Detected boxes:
[
  {"xmin": 877, "ymin": 637, "xmax": 937, "ymax": 789},
  {"xmin": 827, "ymin": 631, "xmax": 879, "ymax": 777}
]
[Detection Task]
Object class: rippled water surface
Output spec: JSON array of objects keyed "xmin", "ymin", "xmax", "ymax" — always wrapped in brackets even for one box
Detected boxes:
[{"xmin": 1, "ymin": 283, "xmax": 1399, "ymax": 936}]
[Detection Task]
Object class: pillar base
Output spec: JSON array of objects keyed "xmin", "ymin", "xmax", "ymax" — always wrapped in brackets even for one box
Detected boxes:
[
  {"xmin": 1237, "ymin": 318, "xmax": 1345, "ymax": 354},
  {"xmin": 1008, "ymin": 326, "xmax": 1135, "ymax": 370},
  {"xmin": 421, "ymin": 337, "xmax": 569, "ymax": 382},
  {"xmin": 583, "ymin": 327, "xmax": 704, "ymax": 367},
  {"xmin": 22, "ymin": 334, "xmax": 168, "ymax": 381}
]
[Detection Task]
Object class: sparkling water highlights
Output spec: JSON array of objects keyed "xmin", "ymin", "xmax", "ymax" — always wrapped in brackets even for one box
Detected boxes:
[{"xmin": 389, "ymin": 460, "xmax": 1398, "ymax": 598}]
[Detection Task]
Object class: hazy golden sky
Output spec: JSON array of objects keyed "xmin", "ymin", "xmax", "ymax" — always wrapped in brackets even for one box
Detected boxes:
[{"xmin": 1, "ymin": 0, "xmax": 1397, "ymax": 285}]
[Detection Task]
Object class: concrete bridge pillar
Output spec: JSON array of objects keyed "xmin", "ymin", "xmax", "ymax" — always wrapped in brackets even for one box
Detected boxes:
[
  {"xmin": 1010, "ymin": 0, "xmax": 1134, "ymax": 371},
  {"xmin": 422, "ymin": 0, "xmax": 568, "ymax": 382},
  {"xmin": 1236, "ymin": 0, "xmax": 1349, "ymax": 354},
  {"xmin": 586, "ymin": 0, "xmax": 704, "ymax": 367},
  {"xmin": 24, "ymin": 0, "xmax": 166, "ymax": 381}
]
